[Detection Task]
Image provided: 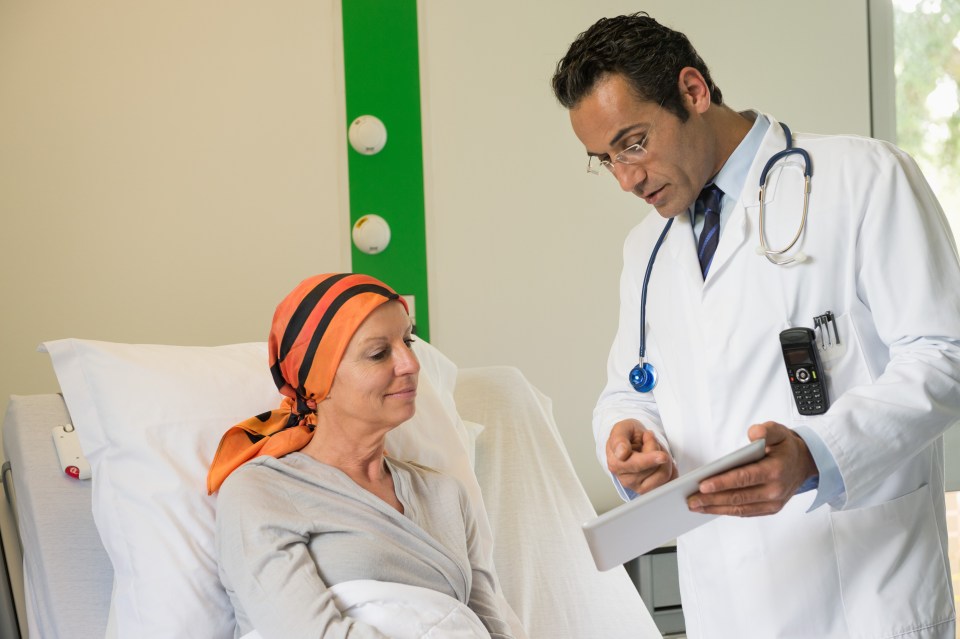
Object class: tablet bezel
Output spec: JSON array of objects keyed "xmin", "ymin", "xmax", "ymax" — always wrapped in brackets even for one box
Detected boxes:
[{"xmin": 582, "ymin": 438, "xmax": 767, "ymax": 571}]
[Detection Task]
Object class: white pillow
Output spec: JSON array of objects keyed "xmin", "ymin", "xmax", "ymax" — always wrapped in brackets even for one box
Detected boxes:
[{"xmin": 42, "ymin": 337, "xmax": 483, "ymax": 639}]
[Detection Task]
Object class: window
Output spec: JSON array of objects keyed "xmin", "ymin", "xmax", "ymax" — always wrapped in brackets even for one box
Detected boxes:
[
  {"xmin": 872, "ymin": 0, "xmax": 960, "ymax": 244},
  {"xmin": 872, "ymin": 0, "xmax": 960, "ymax": 628}
]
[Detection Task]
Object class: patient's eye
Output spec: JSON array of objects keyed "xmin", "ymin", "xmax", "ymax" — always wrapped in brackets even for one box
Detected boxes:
[
  {"xmin": 403, "ymin": 337, "xmax": 415, "ymax": 348},
  {"xmin": 370, "ymin": 348, "xmax": 388, "ymax": 361}
]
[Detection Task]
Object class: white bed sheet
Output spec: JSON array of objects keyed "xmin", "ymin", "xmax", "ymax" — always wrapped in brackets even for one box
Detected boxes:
[
  {"xmin": 240, "ymin": 580, "xmax": 490, "ymax": 639},
  {"xmin": 455, "ymin": 366, "xmax": 660, "ymax": 639}
]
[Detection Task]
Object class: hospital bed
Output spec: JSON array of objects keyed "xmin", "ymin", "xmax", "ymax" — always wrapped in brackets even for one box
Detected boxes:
[{"xmin": 0, "ymin": 337, "xmax": 662, "ymax": 638}]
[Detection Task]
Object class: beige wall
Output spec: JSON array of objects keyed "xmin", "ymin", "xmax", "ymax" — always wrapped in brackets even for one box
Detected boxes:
[
  {"xmin": 0, "ymin": 0, "xmax": 871, "ymax": 540},
  {"xmin": 0, "ymin": 0, "xmax": 350, "ymax": 413}
]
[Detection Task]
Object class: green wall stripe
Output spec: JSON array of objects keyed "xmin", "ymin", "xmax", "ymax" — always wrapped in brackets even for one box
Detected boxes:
[{"xmin": 341, "ymin": 0, "xmax": 430, "ymax": 340}]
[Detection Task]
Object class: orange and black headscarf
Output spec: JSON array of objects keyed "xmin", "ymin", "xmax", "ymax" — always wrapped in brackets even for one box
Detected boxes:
[{"xmin": 206, "ymin": 273, "xmax": 407, "ymax": 494}]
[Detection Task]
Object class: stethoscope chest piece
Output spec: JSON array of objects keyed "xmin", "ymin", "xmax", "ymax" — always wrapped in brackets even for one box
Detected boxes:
[{"xmin": 629, "ymin": 361, "xmax": 658, "ymax": 393}]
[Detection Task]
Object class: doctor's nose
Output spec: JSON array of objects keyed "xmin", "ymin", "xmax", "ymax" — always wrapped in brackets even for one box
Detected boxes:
[{"xmin": 612, "ymin": 163, "xmax": 646, "ymax": 194}]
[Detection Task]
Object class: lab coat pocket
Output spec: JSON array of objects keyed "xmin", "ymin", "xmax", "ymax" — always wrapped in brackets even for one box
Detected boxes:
[
  {"xmin": 780, "ymin": 311, "xmax": 870, "ymax": 421},
  {"xmin": 829, "ymin": 484, "xmax": 954, "ymax": 638},
  {"xmin": 817, "ymin": 311, "xmax": 873, "ymax": 410}
]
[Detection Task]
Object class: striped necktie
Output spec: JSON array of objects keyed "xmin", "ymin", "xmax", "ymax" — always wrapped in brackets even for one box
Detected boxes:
[{"xmin": 697, "ymin": 184, "xmax": 724, "ymax": 278}]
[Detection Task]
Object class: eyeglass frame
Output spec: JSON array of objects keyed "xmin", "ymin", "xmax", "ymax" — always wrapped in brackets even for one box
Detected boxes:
[{"xmin": 586, "ymin": 99, "xmax": 665, "ymax": 176}]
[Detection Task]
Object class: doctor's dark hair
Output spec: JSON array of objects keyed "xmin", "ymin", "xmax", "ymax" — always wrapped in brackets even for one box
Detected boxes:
[{"xmin": 551, "ymin": 12, "xmax": 722, "ymax": 121}]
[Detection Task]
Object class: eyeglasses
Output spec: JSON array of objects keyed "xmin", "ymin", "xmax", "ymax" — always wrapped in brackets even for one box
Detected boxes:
[{"xmin": 586, "ymin": 101, "xmax": 664, "ymax": 176}]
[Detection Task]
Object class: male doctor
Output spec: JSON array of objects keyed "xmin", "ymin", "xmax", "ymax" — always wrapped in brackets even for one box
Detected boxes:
[{"xmin": 552, "ymin": 12, "xmax": 960, "ymax": 638}]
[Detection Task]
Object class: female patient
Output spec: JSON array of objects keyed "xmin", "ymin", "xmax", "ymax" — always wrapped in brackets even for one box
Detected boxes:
[{"xmin": 207, "ymin": 273, "xmax": 513, "ymax": 638}]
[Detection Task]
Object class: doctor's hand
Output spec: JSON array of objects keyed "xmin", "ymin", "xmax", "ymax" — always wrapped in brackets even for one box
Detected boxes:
[
  {"xmin": 686, "ymin": 422, "xmax": 818, "ymax": 517},
  {"xmin": 606, "ymin": 419, "xmax": 677, "ymax": 495}
]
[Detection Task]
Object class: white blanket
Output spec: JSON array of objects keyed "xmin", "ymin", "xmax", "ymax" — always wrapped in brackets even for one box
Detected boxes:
[{"xmin": 239, "ymin": 580, "xmax": 489, "ymax": 639}]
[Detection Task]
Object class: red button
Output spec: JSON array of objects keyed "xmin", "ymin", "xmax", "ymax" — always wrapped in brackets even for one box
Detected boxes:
[{"xmin": 65, "ymin": 466, "xmax": 80, "ymax": 479}]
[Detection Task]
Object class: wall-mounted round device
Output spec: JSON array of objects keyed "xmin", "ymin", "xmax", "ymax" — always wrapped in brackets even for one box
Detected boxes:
[
  {"xmin": 348, "ymin": 115, "xmax": 387, "ymax": 155},
  {"xmin": 351, "ymin": 214, "xmax": 391, "ymax": 254}
]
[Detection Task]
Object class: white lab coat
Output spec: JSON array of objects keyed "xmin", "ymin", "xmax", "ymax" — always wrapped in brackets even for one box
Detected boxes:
[{"xmin": 594, "ymin": 114, "xmax": 960, "ymax": 638}]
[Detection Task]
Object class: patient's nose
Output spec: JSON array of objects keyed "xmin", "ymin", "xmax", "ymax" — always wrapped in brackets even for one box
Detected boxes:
[{"xmin": 396, "ymin": 343, "xmax": 420, "ymax": 375}]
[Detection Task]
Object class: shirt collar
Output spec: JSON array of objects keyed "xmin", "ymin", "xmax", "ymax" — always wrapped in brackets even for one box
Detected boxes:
[
  {"xmin": 712, "ymin": 110, "xmax": 770, "ymax": 201},
  {"xmin": 688, "ymin": 111, "xmax": 770, "ymax": 234}
]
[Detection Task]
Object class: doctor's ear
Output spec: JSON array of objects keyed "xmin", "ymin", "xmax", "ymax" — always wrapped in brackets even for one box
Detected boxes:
[{"xmin": 677, "ymin": 67, "xmax": 711, "ymax": 114}]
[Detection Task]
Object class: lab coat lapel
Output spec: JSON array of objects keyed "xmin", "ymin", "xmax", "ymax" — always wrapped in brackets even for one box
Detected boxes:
[
  {"xmin": 702, "ymin": 202, "xmax": 748, "ymax": 285},
  {"xmin": 665, "ymin": 199, "xmax": 749, "ymax": 288},
  {"xmin": 665, "ymin": 211, "xmax": 704, "ymax": 289}
]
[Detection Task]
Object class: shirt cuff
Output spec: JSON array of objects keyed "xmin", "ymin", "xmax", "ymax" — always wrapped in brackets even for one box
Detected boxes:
[
  {"xmin": 793, "ymin": 425, "xmax": 845, "ymax": 510},
  {"xmin": 612, "ymin": 471, "xmax": 639, "ymax": 501}
]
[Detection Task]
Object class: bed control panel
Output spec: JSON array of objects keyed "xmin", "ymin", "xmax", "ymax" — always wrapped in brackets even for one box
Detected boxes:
[{"xmin": 52, "ymin": 424, "xmax": 90, "ymax": 480}]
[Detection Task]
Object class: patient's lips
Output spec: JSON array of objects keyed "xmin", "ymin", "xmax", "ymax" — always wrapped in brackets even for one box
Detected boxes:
[{"xmin": 385, "ymin": 385, "xmax": 417, "ymax": 400}]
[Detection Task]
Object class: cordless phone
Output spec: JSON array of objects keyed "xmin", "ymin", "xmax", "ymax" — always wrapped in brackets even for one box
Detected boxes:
[{"xmin": 779, "ymin": 327, "xmax": 830, "ymax": 415}]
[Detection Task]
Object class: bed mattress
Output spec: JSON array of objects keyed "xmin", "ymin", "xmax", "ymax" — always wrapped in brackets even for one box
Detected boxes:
[{"xmin": 2, "ymin": 394, "xmax": 111, "ymax": 638}]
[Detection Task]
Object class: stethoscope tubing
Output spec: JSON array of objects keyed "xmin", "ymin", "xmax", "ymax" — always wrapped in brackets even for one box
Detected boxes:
[
  {"xmin": 630, "ymin": 121, "xmax": 810, "ymax": 392},
  {"xmin": 639, "ymin": 217, "xmax": 675, "ymax": 363},
  {"xmin": 757, "ymin": 123, "xmax": 813, "ymax": 265}
]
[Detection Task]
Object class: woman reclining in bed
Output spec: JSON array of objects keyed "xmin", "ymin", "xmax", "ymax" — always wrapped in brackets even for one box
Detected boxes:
[{"xmin": 206, "ymin": 273, "xmax": 514, "ymax": 639}]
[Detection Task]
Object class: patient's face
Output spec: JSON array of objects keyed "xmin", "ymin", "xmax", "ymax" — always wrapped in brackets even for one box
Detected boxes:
[{"xmin": 322, "ymin": 301, "xmax": 419, "ymax": 436}]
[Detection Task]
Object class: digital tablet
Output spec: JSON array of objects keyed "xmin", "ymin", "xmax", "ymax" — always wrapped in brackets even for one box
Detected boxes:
[{"xmin": 582, "ymin": 438, "xmax": 767, "ymax": 571}]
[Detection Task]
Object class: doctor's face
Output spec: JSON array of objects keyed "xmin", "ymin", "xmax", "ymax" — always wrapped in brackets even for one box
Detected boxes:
[{"xmin": 569, "ymin": 73, "xmax": 716, "ymax": 218}]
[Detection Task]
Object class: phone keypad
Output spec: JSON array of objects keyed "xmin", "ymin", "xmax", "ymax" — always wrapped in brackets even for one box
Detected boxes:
[{"xmin": 790, "ymin": 367, "xmax": 826, "ymax": 415}]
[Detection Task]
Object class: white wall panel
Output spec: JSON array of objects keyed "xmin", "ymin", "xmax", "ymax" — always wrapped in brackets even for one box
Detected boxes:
[{"xmin": 420, "ymin": 1, "xmax": 871, "ymax": 511}]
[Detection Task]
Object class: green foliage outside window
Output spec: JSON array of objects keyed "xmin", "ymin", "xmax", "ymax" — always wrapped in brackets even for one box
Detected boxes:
[{"xmin": 893, "ymin": 0, "xmax": 960, "ymax": 239}]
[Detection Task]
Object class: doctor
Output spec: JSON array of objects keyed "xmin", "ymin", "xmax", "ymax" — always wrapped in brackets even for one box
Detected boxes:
[{"xmin": 552, "ymin": 12, "xmax": 960, "ymax": 638}]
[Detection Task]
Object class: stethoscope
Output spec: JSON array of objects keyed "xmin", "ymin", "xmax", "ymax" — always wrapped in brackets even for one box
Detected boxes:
[
  {"xmin": 756, "ymin": 122, "xmax": 812, "ymax": 265},
  {"xmin": 629, "ymin": 121, "xmax": 812, "ymax": 393}
]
